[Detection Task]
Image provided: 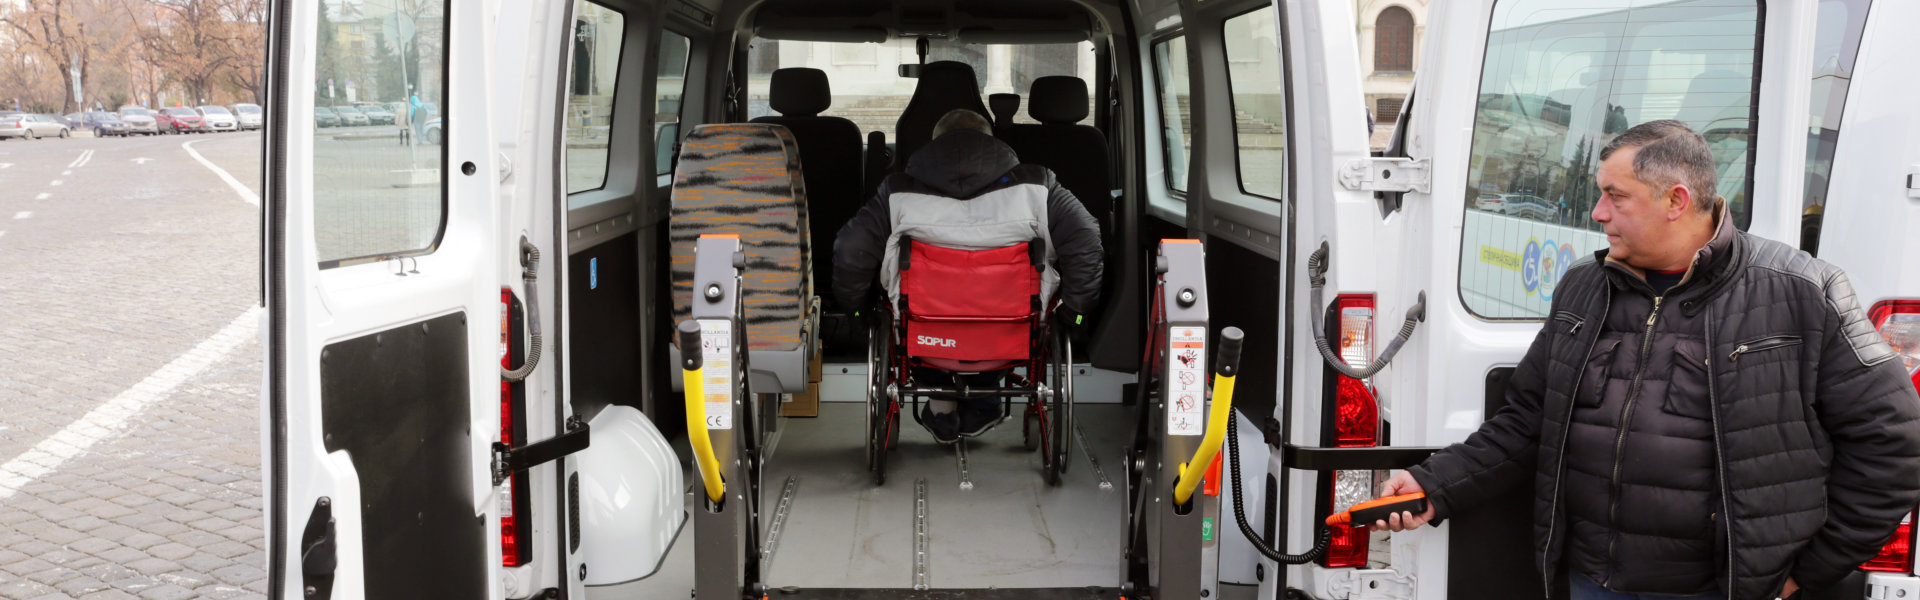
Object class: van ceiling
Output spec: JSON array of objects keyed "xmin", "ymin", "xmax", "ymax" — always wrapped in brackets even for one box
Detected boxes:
[{"xmin": 746, "ymin": 0, "xmax": 1101, "ymax": 44}]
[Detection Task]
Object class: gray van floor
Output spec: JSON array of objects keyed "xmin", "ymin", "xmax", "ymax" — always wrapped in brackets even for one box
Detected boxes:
[{"xmin": 589, "ymin": 401, "xmax": 1135, "ymax": 597}]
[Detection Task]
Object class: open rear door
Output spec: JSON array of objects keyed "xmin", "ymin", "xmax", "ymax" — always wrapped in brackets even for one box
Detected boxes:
[
  {"xmin": 263, "ymin": 0, "xmax": 505, "ymax": 597},
  {"xmin": 1277, "ymin": 0, "xmax": 1814, "ymax": 598}
]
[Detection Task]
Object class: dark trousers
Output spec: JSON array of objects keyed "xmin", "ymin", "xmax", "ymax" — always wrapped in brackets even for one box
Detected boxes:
[{"xmin": 1571, "ymin": 573, "xmax": 1726, "ymax": 600}]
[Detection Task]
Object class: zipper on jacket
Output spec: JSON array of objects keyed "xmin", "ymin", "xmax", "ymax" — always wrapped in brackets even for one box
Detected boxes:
[
  {"xmin": 1604, "ymin": 295, "xmax": 1664, "ymax": 585},
  {"xmin": 1543, "ymin": 292, "xmax": 1612, "ymax": 599},
  {"xmin": 1554, "ymin": 311, "xmax": 1585, "ymax": 334},
  {"xmin": 1728, "ymin": 335, "xmax": 1802, "ymax": 362}
]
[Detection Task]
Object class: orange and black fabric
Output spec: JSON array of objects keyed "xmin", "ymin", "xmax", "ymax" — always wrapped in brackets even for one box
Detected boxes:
[{"xmin": 668, "ymin": 123, "xmax": 811, "ymax": 352}]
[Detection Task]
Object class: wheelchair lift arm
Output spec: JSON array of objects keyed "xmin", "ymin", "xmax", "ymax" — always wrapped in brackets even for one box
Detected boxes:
[
  {"xmin": 1174, "ymin": 327, "xmax": 1242, "ymax": 507},
  {"xmin": 679, "ymin": 319, "xmax": 725, "ymax": 504}
]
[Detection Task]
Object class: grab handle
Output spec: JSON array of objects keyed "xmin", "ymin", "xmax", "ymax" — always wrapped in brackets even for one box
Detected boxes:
[
  {"xmin": 679, "ymin": 320, "xmax": 725, "ymax": 503},
  {"xmin": 1174, "ymin": 327, "xmax": 1242, "ymax": 507}
]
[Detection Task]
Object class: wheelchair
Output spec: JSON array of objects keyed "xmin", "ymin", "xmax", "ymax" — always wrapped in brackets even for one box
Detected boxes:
[{"xmin": 864, "ymin": 237, "xmax": 1076, "ymax": 486}]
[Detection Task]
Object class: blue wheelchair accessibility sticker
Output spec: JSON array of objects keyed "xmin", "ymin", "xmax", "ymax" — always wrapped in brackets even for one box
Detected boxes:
[{"xmin": 590, "ymin": 258, "xmax": 598, "ymax": 290}]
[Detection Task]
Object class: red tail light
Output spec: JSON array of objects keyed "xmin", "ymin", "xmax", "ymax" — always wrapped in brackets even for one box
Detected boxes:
[
  {"xmin": 1324, "ymin": 294, "xmax": 1380, "ymax": 568},
  {"xmin": 499, "ymin": 289, "xmax": 528, "ymax": 566},
  {"xmin": 1862, "ymin": 514, "xmax": 1915, "ymax": 573},
  {"xmin": 1868, "ymin": 300, "xmax": 1920, "ymax": 393}
]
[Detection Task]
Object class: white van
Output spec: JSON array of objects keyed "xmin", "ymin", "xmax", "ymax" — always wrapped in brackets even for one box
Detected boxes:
[{"xmin": 261, "ymin": 0, "xmax": 1919, "ymax": 599}]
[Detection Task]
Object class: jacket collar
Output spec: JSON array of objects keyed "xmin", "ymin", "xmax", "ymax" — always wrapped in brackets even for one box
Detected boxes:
[{"xmin": 1598, "ymin": 201, "xmax": 1743, "ymax": 302}]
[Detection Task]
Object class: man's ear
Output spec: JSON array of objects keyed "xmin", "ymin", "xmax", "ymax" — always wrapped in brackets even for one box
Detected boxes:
[{"xmin": 1665, "ymin": 184, "xmax": 1694, "ymax": 221}]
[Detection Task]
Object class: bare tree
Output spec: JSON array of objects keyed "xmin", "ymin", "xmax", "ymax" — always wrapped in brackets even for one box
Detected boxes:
[{"xmin": 0, "ymin": 0, "xmax": 108, "ymax": 113}]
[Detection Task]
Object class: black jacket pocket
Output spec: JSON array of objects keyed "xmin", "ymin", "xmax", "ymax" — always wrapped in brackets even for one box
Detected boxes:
[{"xmin": 1664, "ymin": 343, "xmax": 1714, "ymax": 419}]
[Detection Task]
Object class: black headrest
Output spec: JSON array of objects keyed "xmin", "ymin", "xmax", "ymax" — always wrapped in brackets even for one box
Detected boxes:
[
  {"xmin": 987, "ymin": 93, "xmax": 1020, "ymax": 128},
  {"xmin": 1029, "ymin": 76, "xmax": 1089, "ymax": 124},
  {"xmin": 770, "ymin": 68, "xmax": 831, "ymax": 118}
]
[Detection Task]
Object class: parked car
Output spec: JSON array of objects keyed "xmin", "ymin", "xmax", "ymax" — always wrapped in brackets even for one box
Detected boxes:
[
  {"xmin": 61, "ymin": 113, "xmax": 85, "ymax": 129},
  {"xmin": 74, "ymin": 111, "xmax": 131, "ymax": 137},
  {"xmin": 228, "ymin": 103, "xmax": 263, "ymax": 130},
  {"xmin": 0, "ymin": 114, "xmax": 26, "ymax": 140},
  {"xmin": 11, "ymin": 114, "xmax": 72, "ymax": 139},
  {"xmin": 330, "ymin": 105, "xmax": 370, "ymax": 127},
  {"xmin": 354, "ymin": 103, "xmax": 396, "ymax": 125},
  {"xmin": 1499, "ymin": 193, "xmax": 1556, "ymax": 220},
  {"xmin": 157, "ymin": 106, "xmax": 204, "ymax": 133},
  {"xmin": 314, "ymin": 107, "xmax": 342, "ymax": 128},
  {"xmin": 196, "ymin": 106, "xmax": 238, "ymax": 132},
  {"xmin": 423, "ymin": 117, "xmax": 441, "ymax": 144},
  {"xmin": 118, "ymin": 107, "xmax": 160, "ymax": 135}
]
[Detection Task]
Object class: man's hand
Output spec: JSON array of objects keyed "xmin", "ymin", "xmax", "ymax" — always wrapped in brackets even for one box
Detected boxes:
[
  {"xmin": 1777, "ymin": 577, "xmax": 1799, "ymax": 599},
  {"xmin": 1373, "ymin": 471, "xmax": 1438, "ymax": 531}
]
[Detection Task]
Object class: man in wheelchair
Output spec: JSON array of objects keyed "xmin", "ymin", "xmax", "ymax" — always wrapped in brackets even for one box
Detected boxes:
[{"xmin": 833, "ymin": 109, "xmax": 1104, "ymax": 444}]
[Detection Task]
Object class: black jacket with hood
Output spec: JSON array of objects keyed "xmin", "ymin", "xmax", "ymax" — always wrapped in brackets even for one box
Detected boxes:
[{"xmin": 832, "ymin": 130, "xmax": 1104, "ymax": 316}]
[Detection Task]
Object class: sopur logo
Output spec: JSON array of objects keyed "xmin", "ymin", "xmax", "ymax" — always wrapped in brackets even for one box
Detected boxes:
[{"xmin": 917, "ymin": 335, "xmax": 958, "ymax": 348}]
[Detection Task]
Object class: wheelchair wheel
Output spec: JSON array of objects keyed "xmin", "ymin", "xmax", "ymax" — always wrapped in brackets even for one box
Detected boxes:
[
  {"xmin": 865, "ymin": 314, "xmax": 894, "ymax": 486},
  {"xmin": 1049, "ymin": 332, "xmax": 1074, "ymax": 480}
]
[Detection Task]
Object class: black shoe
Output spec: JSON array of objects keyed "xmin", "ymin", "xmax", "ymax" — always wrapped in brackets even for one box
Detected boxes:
[
  {"xmin": 923, "ymin": 409, "xmax": 960, "ymax": 444},
  {"xmin": 957, "ymin": 404, "xmax": 1004, "ymax": 438}
]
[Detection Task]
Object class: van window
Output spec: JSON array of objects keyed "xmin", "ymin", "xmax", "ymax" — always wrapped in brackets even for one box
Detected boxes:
[
  {"xmin": 654, "ymin": 30, "xmax": 691, "ymax": 180},
  {"xmin": 565, "ymin": 0, "xmax": 626, "ymax": 195},
  {"xmin": 313, "ymin": 0, "xmax": 448, "ymax": 267},
  {"xmin": 1224, "ymin": 7, "xmax": 1287, "ymax": 200},
  {"xmin": 744, "ymin": 38, "xmax": 1096, "ymax": 139},
  {"xmin": 1800, "ymin": 0, "xmax": 1872, "ymax": 255},
  {"xmin": 1457, "ymin": 0, "xmax": 1760, "ymax": 319},
  {"xmin": 1152, "ymin": 35, "xmax": 1192, "ymax": 193}
]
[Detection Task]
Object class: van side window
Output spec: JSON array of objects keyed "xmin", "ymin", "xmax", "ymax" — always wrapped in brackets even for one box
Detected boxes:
[
  {"xmin": 1224, "ymin": 7, "xmax": 1286, "ymax": 201},
  {"xmin": 312, "ymin": 0, "xmax": 449, "ymax": 268},
  {"xmin": 1800, "ymin": 0, "xmax": 1873, "ymax": 255},
  {"xmin": 654, "ymin": 30, "xmax": 691, "ymax": 179},
  {"xmin": 1152, "ymin": 35, "xmax": 1192, "ymax": 193},
  {"xmin": 1457, "ymin": 1, "xmax": 1760, "ymax": 319},
  {"xmin": 565, "ymin": 1, "xmax": 626, "ymax": 195}
]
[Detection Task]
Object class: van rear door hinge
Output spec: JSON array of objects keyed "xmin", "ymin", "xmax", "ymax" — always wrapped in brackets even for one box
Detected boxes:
[
  {"xmin": 493, "ymin": 416, "xmax": 590, "ymax": 486},
  {"xmin": 1340, "ymin": 158, "xmax": 1431, "ymax": 194},
  {"xmin": 1325, "ymin": 568, "xmax": 1416, "ymax": 600}
]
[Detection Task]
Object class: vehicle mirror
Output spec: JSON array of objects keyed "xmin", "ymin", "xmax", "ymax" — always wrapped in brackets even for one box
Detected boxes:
[
  {"xmin": 654, "ymin": 122, "xmax": 681, "ymax": 175},
  {"xmin": 897, "ymin": 64, "xmax": 922, "ymax": 78}
]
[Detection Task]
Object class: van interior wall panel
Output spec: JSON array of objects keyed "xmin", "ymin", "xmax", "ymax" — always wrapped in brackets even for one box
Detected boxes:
[
  {"xmin": 567, "ymin": 231, "xmax": 645, "ymax": 427},
  {"xmin": 1202, "ymin": 238, "xmax": 1278, "ymax": 426},
  {"xmin": 1446, "ymin": 366, "xmax": 1548, "ymax": 600},
  {"xmin": 318, "ymin": 313, "xmax": 487, "ymax": 599}
]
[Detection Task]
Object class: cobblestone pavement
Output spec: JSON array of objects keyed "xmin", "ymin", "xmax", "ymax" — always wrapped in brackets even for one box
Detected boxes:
[{"xmin": 0, "ymin": 132, "xmax": 267, "ymax": 599}]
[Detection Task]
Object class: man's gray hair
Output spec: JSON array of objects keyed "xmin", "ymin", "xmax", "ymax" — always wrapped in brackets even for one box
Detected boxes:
[
  {"xmin": 932, "ymin": 109, "xmax": 993, "ymax": 138},
  {"xmin": 1600, "ymin": 119, "xmax": 1722, "ymax": 214}
]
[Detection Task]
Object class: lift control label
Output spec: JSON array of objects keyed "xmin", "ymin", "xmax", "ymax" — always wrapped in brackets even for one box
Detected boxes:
[
  {"xmin": 1168, "ymin": 327, "xmax": 1206, "ymax": 436},
  {"xmin": 700, "ymin": 319, "xmax": 733, "ymax": 430}
]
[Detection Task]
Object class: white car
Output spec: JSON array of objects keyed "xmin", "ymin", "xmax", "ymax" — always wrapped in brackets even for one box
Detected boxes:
[
  {"xmin": 196, "ymin": 106, "xmax": 238, "ymax": 132},
  {"xmin": 229, "ymin": 103, "xmax": 263, "ymax": 130},
  {"xmin": 117, "ymin": 107, "xmax": 160, "ymax": 135}
]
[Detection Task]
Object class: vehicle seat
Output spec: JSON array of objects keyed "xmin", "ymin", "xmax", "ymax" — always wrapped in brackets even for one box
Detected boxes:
[
  {"xmin": 1001, "ymin": 76, "xmax": 1113, "ymax": 242},
  {"xmin": 667, "ymin": 123, "xmax": 818, "ymax": 394},
  {"xmin": 750, "ymin": 68, "xmax": 863, "ymax": 312},
  {"xmin": 897, "ymin": 238, "xmax": 1044, "ymax": 370},
  {"xmin": 988, "ymin": 93, "xmax": 1020, "ymax": 130},
  {"xmin": 892, "ymin": 61, "xmax": 990, "ymax": 169}
]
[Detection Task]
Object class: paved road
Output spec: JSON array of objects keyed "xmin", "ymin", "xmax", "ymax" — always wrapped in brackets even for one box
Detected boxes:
[{"xmin": 0, "ymin": 131, "xmax": 267, "ymax": 599}]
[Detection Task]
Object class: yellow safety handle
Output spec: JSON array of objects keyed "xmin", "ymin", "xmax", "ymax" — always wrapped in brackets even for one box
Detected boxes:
[
  {"xmin": 1174, "ymin": 327, "xmax": 1244, "ymax": 506},
  {"xmin": 679, "ymin": 321, "xmax": 725, "ymax": 503}
]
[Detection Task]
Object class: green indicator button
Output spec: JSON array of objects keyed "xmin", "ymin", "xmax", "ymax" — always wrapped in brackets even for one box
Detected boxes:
[{"xmin": 1202, "ymin": 517, "xmax": 1214, "ymax": 541}]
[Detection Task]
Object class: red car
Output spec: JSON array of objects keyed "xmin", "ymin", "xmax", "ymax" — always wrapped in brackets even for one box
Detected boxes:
[{"xmin": 157, "ymin": 106, "xmax": 204, "ymax": 134}]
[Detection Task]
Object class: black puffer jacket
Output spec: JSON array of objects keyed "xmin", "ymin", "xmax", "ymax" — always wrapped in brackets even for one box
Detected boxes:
[
  {"xmin": 832, "ymin": 130, "xmax": 1103, "ymax": 314},
  {"xmin": 1407, "ymin": 212, "xmax": 1920, "ymax": 600}
]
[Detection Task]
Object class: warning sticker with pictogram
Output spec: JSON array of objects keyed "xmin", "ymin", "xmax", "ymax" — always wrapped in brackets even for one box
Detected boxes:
[
  {"xmin": 700, "ymin": 319, "xmax": 733, "ymax": 430},
  {"xmin": 1167, "ymin": 327, "xmax": 1206, "ymax": 436}
]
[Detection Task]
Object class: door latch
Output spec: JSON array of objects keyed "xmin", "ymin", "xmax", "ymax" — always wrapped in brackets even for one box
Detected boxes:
[
  {"xmin": 493, "ymin": 416, "xmax": 590, "ymax": 486},
  {"xmin": 1325, "ymin": 568, "xmax": 1416, "ymax": 600},
  {"xmin": 1340, "ymin": 157, "xmax": 1431, "ymax": 194}
]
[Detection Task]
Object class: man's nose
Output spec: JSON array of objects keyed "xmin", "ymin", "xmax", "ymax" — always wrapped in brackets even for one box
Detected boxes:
[{"xmin": 1591, "ymin": 199, "xmax": 1609, "ymax": 223}]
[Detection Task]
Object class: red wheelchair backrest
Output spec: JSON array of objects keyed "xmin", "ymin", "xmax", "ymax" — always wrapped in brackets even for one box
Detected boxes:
[{"xmin": 899, "ymin": 240, "xmax": 1041, "ymax": 361}]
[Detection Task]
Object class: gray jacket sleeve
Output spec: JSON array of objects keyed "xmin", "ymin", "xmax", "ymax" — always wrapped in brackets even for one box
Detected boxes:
[
  {"xmin": 1044, "ymin": 173, "xmax": 1104, "ymax": 316},
  {"xmin": 832, "ymin": 180, "xmax": 894, "ymax": 310},
  {"xmin": 1791, "ymin": 271, "xmax": 1920, "ymax": 591}
]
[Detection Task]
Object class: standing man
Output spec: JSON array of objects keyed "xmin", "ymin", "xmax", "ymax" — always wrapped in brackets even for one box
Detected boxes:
[{"xmin": 1376, "ymin": 120, "xmax": 1920, "ymax": 600}]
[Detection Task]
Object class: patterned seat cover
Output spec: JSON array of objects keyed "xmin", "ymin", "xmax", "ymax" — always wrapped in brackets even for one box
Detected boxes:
[{"xmin": 668, "ymin": 124, "xmax": 812, "ymax": 352}]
